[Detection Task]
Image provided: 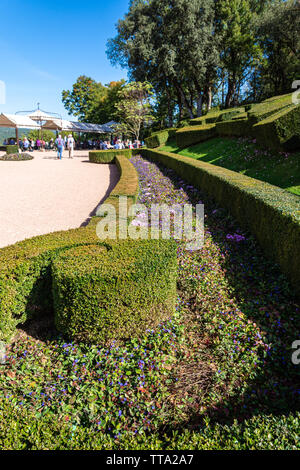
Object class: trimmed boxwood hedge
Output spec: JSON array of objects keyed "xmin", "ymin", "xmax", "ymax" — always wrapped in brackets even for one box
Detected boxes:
[
  {"xmin": 253, "ymin": 105, "xmax": 300, "ymax": 151},
  {"xmin": 175, "ymin": 96, "xmax": 299, "ymax": 151},
  {"xmin": 89, "ymin": 148, "xmax": 140, "ymax": 163},
  {"xmin": 52, "ymin": 239, "xmax": 177, "ymax": 344},
  {"xmin": 6, "ymin": 145, "xmax": 18, "ymax": 154},
  {"xmin": 216, "ymin": 118, "xmax": 253, "ymax": 137},
  {"xmin": 145, "ymin": 128, "xmax": 177, "ymax": 149},
  {"xmin": 175, "ymin": 124, "xmax": 217, "ymax": 148},
  {"xmin": 247, "ymin": 94, "xmax": 293, "ymax": 125},
  {"xmin": 216, "ymin": 110, "xmax": 242, "ymax": 122},
  {"xmin": 141, "ymin": 148, "xmax": 300, "ymax": 296},
  {"xmin": 189, "ymin": 107, "xmax": 245, "ymax": 126},
  {"xmin": 0, "ymin": 154, "xmax": 144, "ymax": 343}
]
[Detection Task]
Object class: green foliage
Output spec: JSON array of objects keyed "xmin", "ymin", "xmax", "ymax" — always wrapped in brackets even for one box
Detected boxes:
[
  {"xmin": 27, "ymin": 130, "xmax": 56, "ymax": 142},
  {"xmin": 161, "ymin": 136, "xmax": 300, "ymax": 195},
  {"xmin": 175, "ymin": 125, "xmax": 217, "ymax": 148},
  {"xmin": 0, "ymin": 153, "xmax": 33, "ymax": 161},
  {"xmin": 145, "ymin": 129, "xmax": 177, "ymax": 149},
  {"xmin": 62, "ymin": 76, "xmax": 126, "ymax": 123},
  {"xmin": 247, "ymin": 93, "xmax": 293, "ymax": 124},
  {"xmin": 0, "ymin": 155, "xmax": 140, "ymax": 342},
  {"xmin": 178, "ymin": 94, "xmax": 300, "ymax": 152},
  {"xmin": 254, "ymin": 104, "xmax": 300, "ymax": 151},
  {"xmin": 141, "ymin": 147, "xmax": 300, "ymax": 296},
  {"xmin": 107, "ymin": 0, "xmax": 219, "ymax": 120},
  {"xmin": 6, "ymin": 145, "xmax": 18, "ymax": 154},
  {"xmin": 189, "ymin": 107, "xmax": 245, "ymax": 126},
  {"xmin": 216, "ymin": 117, "xmax": 252, "ymax": 137},
  {"xmin": 89, "ymin": 148, "xmax": 138, "ymax": 163},
  {"xmin": 254, "ymin": 0, "xmax": 300, "ymax": 100},
  {"xmin": 1, "ymin": 395, "xmax": 299, "ymax": 450},
  {"xmin": 52, "ymin": 240, "xmax": 177, "ymax": 344},
  {"xmin": 114, "ymin": 82, "xmax": 154, "ymax": 140},
  {"xmin": 1, "ymin": 153, "xmax": 299, "ymax": 450},
  {"xmin": 216, "ymin": 110, "xmax": 243, "ymax": 122}
]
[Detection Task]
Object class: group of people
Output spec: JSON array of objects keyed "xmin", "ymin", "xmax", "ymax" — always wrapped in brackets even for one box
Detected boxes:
[
  {"xmin": 3, "ymin": 135, "xmax": 144, "ymax": 157},
  {"xmin": 77, "ymin": 138, "xmax": 144, "ymax": 150},
  {"xmin": 55, "ymin": 135, "xmax": 75, "ymax": 160},
  {"xmin": 3, "ymin": 137, "xmax": 56, "ymax": 151}
]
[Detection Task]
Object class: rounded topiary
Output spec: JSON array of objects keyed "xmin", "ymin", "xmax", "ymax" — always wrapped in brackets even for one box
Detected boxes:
[
  {"xmin": 52, "ymin": 239, "xmax": 177, "ymax": 344},
  {"xmin": 0, "ymin": 153, "xmax": 33, "ymax": 161}
]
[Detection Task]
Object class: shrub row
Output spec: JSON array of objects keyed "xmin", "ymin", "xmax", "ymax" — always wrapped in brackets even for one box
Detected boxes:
[
  {"xmin": 247, "ymin": 93, "xmax": 293, "ymax": 124},
  {"xmin": 253, "ymin": 104, "xmax": 300, "ymax": 152},
  {"xmin": 89, "ymin": 148, "xmax": 141, "ymax": 163},
  {"xmin": 175, "ymin": 124, "xmax": 217, "ymax": 148},
  {"xmin": 145, "ymin": 128, "xmax": 177, "ymax": 148},
  {"xmin": 141, "ymin": 148, "xmax": 300, "ymax": 296},
  {"xmin": 216, "ymin": 118, "xmax": 253, "ymax": 137},
  {"xmin": 1, "ymin": 397, "xmax": 299, "ymax": 449},
  {"xmin": 0, "ymin": 154, "xmax": 177, "ymax": 344},
  {"xmin": 52, "ymin": 239, "xmax": 177, "ymax": 344},
  {"xmin": 189, "ymin": 107, "xmax": 245, "ymax": 126}
]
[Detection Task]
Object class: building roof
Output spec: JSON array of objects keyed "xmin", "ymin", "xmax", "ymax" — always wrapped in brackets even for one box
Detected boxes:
[{"xmin": 0, "ymin": 113, "xmax": 41, "ymax": 129}]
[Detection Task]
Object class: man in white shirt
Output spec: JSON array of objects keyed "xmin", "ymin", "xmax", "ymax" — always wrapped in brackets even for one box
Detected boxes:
[{"xmin": 67, "ymin": 134, "xmax": 75, "ymax": 158}]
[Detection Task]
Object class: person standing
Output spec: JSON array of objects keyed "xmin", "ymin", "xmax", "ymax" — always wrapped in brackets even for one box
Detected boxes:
[
  {"xmin": 67, "ymin": 134, "xmax": 75, "ymax": 158},
  {"xmin": 23, "ymin": 137, "xmax": 29, "ymax": 151},
  {"xmin": 55, "ymin": 134, "xmax": 64, "ymax": 160}
]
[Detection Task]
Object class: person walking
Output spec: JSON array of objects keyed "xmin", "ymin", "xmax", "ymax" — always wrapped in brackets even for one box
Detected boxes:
[
  {"xmin": 55, "ymin": 135, "xmax": 64, "ymax": 160},
  {"xmin": 67, "ymin": 134, "xmax": 75, "ymax": 158},
  {"xmin": 23, "ymin": 137, "xmax": 29, "ymax": 152}
]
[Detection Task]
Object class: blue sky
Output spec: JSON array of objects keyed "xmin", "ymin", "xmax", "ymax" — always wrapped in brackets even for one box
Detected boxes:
[{"xmin": 0, "ymin": 0, "xmax": 129, "ymax": 120}]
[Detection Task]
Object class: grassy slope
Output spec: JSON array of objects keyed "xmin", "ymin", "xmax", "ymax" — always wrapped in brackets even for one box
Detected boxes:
[{"xmin": 160, "ymin": 137, "xmax": 300, "ymax": 196}]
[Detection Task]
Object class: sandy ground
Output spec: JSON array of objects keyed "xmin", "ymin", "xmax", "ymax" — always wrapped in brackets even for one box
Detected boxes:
[{"xmin": 0, "ymin": 150, "xmax": 119, "ymax": 248}]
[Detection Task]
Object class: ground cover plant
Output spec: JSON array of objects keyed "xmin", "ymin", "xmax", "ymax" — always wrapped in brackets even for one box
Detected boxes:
[
  {"xmin": 0, "ymin": 155, "xmax": 299, "ymax": 449},
  {"xmin": 160, "ymin": 137, "xmax": 300, "ymax": 195},
  {"xmin": 0, "ymin": 153, "xmax": 34, "ymax": 161}
]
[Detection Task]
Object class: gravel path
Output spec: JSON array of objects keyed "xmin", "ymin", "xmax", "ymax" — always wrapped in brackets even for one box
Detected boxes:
[{"xmin": 0, "ymin": 150, "xmax": 119, "ymax": 248}]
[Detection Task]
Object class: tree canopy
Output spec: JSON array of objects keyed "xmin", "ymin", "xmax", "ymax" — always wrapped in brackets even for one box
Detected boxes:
[
  {"xmin": 62, "ymin": 77, "xmax": 126, "ymax": 123},
  {"xmin": 106, "ymin": 0, "xmax": 300, "ymax": 127}
]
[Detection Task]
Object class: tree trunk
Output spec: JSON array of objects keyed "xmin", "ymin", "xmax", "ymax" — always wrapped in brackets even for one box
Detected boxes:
[
  {"xmin": 165, "ymin": 86, "xmax": 174, "ymax": 128},
  {"xmin": 196, "ymin": 93, "xmax": 203, "ymax": 117},
  {"xmin": 206, "ymin": 86, "xmax": 212, "ymax": 111},
  {"xmin": 225, "ymin": 76, "xmax": 237, "ymax": 108},
  {"xmin": 174, "ymin": 81, "xmax": 194, "ymax": 119}
]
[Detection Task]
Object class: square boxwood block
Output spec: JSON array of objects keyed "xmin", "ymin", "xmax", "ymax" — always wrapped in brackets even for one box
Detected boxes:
[
  {"xmin": 247, "ymin": 94, "xmax": 293, "ymax": 124},
  {"xmin": 52, "ymin": 240, "xmax": 178, "ymax": 344},
  {"xmin": 216, "ymin": 118, "xmax": 253, "ymax": 137},
  {"xmin": 6, "ymin": 145, "xmax": 18, "ymax": 154},
  {"xmin": 145, "ymin": 128, "xmax": 177, "ymax": 148},
  {"xmin": 175, "ymin": 124, "xmax": 217, "ymax": 148},
  {"xmin": 89, "ymin": 149, "xmax": 134, "ymax": 163},
  {"xmin": 253, "ymin": 104, "xmax": 300, "ymax": 151}
]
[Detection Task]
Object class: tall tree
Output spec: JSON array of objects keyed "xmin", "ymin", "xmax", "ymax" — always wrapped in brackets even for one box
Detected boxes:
[
  {"xmin": 62, "ymin": 77, "xmax": 126, "ymax": 123},
  {"xmin": 107, "ymin": 0, "xmax": 219, "ymax": 119},
  {"xmin": 215, "ymin": 0, "xmax": 266, "ymax": 107},
  {"xmin": 114, "ymin": 81, "xmax": 154, "ymax": 140},
  {"xmin": 254, "ymin": 0, "xmax": 300, "ymax": 98}
]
